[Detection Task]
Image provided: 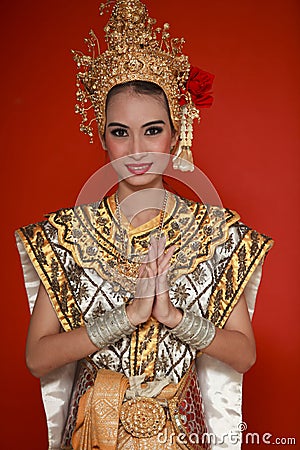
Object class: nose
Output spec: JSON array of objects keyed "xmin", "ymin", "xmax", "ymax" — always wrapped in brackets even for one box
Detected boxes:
[{"xmin": 129, "ymin": 135, "xmax": 147, "ymax": 160}]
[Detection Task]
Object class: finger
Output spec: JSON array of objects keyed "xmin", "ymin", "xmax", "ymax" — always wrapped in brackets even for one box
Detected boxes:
[
  {"xmin": 138, "ymin": 259, "xmax": 155, "ymax": 279},
  {"xmin": 147, "ymin": 237, "xmax": 158, "ymax": 273},
  {"xmin": 136, "ymin": 270, "xmax": 156, "ymax": 299},
  {"xmin": 157, "ymin": 257, "xmax": 171, "ymax": 277},
  {"xmin": 158, "ymin": 259, "xmax": 171, "ymax": 275},
  {"xmin": 139, "ymin": 244, "xmax": 153, "ymax": 272},
  {"xmin": 158, "ymin": 245, "xmax": 176, "ymax": 273},
  {"xmin": 164, "ymin": 244, "xmax": 176, "ymax": 260},
  {"xmin": 157, "ymin": 235, "xmax": 167, "ymax": 263},
  {"xmin": 155, "ymin": 265, "xmax": 171, "ymax": 296},
  {"xmin": 138, "ymin": 263, "xmax": 147, "ymax": 278}
]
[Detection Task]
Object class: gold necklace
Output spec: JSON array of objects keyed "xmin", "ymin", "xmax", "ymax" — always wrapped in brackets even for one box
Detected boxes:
[{"xmin": 115, "ymin": 190, "xmax": 169, "ymax": 278}]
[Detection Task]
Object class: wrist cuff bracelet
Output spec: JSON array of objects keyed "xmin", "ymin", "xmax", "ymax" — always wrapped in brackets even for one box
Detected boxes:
[
  {"xmin": 171, "ymin": 309, "xmax": 216, "ymax": 350},
  {"xmin": 86, "ymin": 303, "xmax": 137, "ymax": 349}
]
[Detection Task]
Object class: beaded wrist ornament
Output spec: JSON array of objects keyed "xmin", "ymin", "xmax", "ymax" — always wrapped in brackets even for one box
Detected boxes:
[{"xmin": 86, "ymin": 304, "xmax": 137, "ymax": 349}]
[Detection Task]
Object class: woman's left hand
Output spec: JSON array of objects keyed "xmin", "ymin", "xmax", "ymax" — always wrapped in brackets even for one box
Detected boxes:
[{"xmin": 150, "ymin": 236, "xmax": 183, "ymax": 328}]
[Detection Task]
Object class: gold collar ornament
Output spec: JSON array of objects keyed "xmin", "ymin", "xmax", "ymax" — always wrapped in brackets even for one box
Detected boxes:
[
  {"xmin": 72, "ymin": 0, "xmax": 214, "ymax": 171},
  {"xmin": 114, "ymin": 190, "xmax": 169, "ymax": 278}
]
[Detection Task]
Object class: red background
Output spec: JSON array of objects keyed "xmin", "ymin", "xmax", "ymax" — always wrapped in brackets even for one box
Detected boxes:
[{"xmin": 1, "ymin": 0, "xmax": 299, "ymax": 448}]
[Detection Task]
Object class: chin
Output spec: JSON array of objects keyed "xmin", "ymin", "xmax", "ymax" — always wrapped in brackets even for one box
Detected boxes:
[{"xmin": 122, "ymin": 173, "xmax": 163, "ymax": 189}]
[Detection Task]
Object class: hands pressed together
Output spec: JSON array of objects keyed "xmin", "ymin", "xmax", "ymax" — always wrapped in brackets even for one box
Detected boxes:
[
  {"xmin": 26, "ymin": 224, "xmax": 256, "ymax": 378},
  {"xmin": 126, "ymin": 235, "xmax": 183, "ymax": 328}
]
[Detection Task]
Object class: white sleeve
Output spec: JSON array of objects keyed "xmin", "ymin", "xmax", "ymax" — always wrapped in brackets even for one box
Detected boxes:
[
  {"xmin": 16, "ymin": 232, "xmax": 77, "ymax": 450},
  {"xmin": 197, "ymin": 262, "xmax": 263, "ymax": 450}
]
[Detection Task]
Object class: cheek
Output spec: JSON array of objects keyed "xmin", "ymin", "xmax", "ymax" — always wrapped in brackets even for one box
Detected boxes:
[
  {"xmin": 105, "ymin": 139, "xmax": 125, "ymax": 161},
  {"xmin": 152, "ymin": 134, "xmax": 173, "ymax": 153},
  {"xmin": 107, "ymin": 147, "xmax": 118, "ymax": 162}
]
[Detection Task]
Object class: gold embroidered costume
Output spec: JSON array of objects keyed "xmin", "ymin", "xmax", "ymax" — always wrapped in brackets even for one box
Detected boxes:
[
  {"xmin": 16, "ymin": 1, "xmax": 273, "ymax": 448},
  {"xmin": 16, "ymin": 193, "xmax": 273, "ymax": 449}
]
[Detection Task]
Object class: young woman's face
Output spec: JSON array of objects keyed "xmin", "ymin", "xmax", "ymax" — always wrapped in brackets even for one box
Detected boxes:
[{"xmin": 101, "ymin": 89, "xmax": 178, "ymax": 190}]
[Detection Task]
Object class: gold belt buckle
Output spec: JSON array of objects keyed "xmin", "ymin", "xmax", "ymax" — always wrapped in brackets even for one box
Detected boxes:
[{"xmin": 120, "ymin": 397, "xmax": 166, "ymax": 438}]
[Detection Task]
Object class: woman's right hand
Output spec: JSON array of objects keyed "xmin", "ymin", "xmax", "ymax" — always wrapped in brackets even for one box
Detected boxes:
[
  {"xmin": 126, "ymin": 237, "xmax": 157, "ymax": 326},
  {"xmin": 126, "ymin": 236, "xmax": 178, "ymax": 327}
]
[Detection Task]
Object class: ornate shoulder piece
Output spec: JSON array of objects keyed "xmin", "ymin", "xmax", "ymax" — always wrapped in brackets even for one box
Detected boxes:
[
  {"xmin": 206, "ymin": 223, "xmax": 274, "ymax": 329},
  {"xmin": 168, "ymin": 200, "xmax": 241, "ymax": 284},
  {"xmin": 47, "ymin": 200, "xmax": 138, "ymax": 292},
  {"xmin": 16, "ymin": 220, "xmax": 83, "ymax": 331},
  {"xmin": 46, "ymin": 197, "xmax": 242, "ymax": 291}
]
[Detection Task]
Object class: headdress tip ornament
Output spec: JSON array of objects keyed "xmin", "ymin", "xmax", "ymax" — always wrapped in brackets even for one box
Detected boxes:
[{"xmin": 72, "ymin": 0, "xmax": 214, "ymax": 170}]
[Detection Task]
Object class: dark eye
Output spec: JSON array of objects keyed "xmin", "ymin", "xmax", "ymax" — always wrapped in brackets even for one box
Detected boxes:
[
  {"xmin": 110, "ymin": 128, "xmax": 128, "ymax": 137},
  {"xmin": 145, "ymin": 126, "xmax": 163, "ymax": 136}
]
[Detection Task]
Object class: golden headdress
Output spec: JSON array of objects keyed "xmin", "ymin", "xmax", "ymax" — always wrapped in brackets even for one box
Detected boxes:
[{"xmin": 72, "ymin": 0, "xmax": 214, "ymax": 171}]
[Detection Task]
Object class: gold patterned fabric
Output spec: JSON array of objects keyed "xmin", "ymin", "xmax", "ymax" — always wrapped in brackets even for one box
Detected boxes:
[
  {"xmin": 117, "ymin": 379, "xmax": 182, "ymax": 450},
  {"xmin": 15, "ymin": 193, "xmax": 274, "ymax": 449},
  {"xmin": 16, "ymin": 221, "xmax": 83, "ymax": 331},
  {"xmin": 45, "ymin": 193, "xmax": 241, "ymax": 294},
  {"xmin": 72, "ymin": 366, "xmax": 204, "ymax": 450},
  {"xmin": 72, "ymin": 369, "xmax": 129, "ymax": 449},
  {"xmin": 206, "ymin": 228, "xmax": 271, "ymax": 328},
  {"xmin": 16, "ymin": 193, "xmax": 274, "ymax": 382}
]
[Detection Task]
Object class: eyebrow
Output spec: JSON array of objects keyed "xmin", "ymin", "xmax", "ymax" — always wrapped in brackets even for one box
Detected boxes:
[
  {"xmin": 107, "ymin": 120, "xmax": 166, "ymax": 128},
  {"xmin": 107, "ymin": 122, "xmax": 129, "ymax": 128},
  {"xmin": 142, "ymin": 120, "xmax": 166, "ymax": 128}
]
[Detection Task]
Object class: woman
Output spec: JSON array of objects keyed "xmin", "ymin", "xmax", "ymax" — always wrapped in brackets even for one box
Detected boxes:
[{"xmin": 16, "ymin": 1, "xmax": 273, "ymax": 449}]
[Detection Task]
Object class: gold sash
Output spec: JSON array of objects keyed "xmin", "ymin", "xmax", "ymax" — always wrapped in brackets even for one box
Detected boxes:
[
  {"xmin": 72, "ymin": 369, "xmax": 129, "ymax": 449},
  {"xmin": 72, "ymin": 370, "xmax": 181, "ymax": 450}
]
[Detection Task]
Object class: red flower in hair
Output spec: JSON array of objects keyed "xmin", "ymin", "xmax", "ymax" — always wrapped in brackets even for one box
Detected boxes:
[{"xmin": 180, "ymin": 66, "xmax": 215, "ymax": 108}]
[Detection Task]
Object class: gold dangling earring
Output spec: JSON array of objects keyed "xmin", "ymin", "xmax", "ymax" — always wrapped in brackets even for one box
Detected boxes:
[{"xmin": 172, "ymin": 104, "xmax": 198, "ymax": 172}]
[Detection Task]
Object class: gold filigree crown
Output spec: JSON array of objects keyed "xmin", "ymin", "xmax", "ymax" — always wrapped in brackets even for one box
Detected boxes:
[{"xmin": 72, "ymin": 0, "xmax": 214, "ymax": 171}]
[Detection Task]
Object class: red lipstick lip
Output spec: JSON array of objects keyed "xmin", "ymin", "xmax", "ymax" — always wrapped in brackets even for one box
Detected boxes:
[{"xmin": 126, "ymin": 163, "xmax": 153, "ymax": 175}]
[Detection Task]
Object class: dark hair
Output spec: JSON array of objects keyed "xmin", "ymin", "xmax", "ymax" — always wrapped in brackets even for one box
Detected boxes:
[{"xmin": 105, "ymin": 80, "xmax": 175, "ymax": 133}]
